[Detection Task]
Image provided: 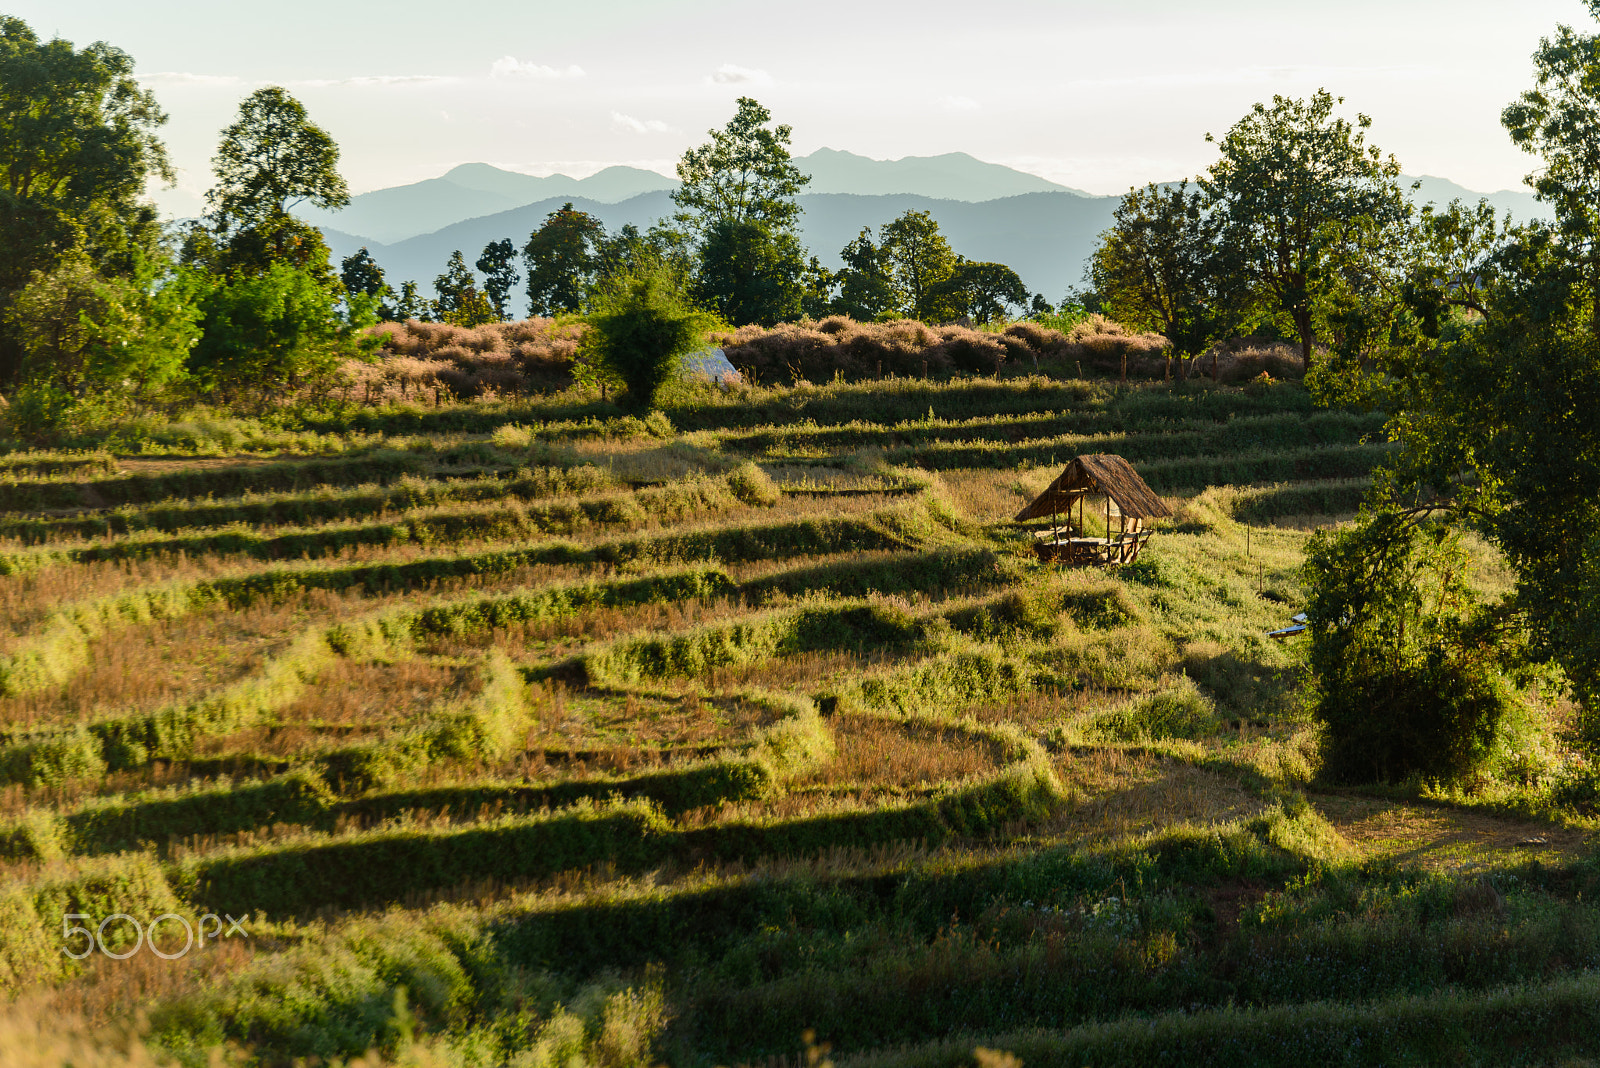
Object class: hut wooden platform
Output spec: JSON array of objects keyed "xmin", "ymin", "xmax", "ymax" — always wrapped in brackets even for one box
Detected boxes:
[{"xmin": 1014, "ymin": 454, "xmax": 1173, "ymax": 566}]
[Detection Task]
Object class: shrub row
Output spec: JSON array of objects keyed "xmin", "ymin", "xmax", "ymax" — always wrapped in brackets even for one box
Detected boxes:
[
  {"xmin": 317, "ymin": 650, "xmax": 529, "ymax": 792},
  {"xmin": 0, "ymin": 471, "xmax": 768, "ymax": 572},
  {"xmin": 0, "ymin": 450, "xmax": 445, "ymax": 511},
  {"xmin": 851, "ymin": 973, "xmax": 1600, "ymax": 1068},
  {"xmin": 0, "ymin": 465, "xmax": 614, "ymax": 545},
  {"xmin": 0, "ymin": 451, "xmax": 119, "ymax": 478},
  {"xmin": 0, "ymin": 691, "xmax": 833, "ymax": 860},
  {"xmin": 881, "ymin": 411, "xmax": 1385, "ymax": 472},
  {"xmin": 732, "ymin": 408, "xmax": 1383, "ymax": 460},
  {"xmin": 1226, "ymin": 478, "xmax": 1373, "ymax": 524},
  {"xmin": 0, "ymin": 568, "xmax": 735, "ymax": 782},
  {"xmin": 581, "ymin": 600, "xmax": 929, "ymax": 686},
  {"xmin": 175, "ymin": 757, "xmax": 1062, "ymax": 917},
  {"xmin": 0, "ymin": 854, "xmax": 178, "ymax": 994}
]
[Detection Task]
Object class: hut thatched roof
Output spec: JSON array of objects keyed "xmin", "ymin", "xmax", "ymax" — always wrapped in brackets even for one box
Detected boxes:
[{"xmin": 1013, "ymin": 454, "xmax": 1174, "ymax": 522}]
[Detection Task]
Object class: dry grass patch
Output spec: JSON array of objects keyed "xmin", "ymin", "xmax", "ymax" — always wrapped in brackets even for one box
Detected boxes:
[
  {"xmin": 1047, "ymin": 747, "xmax": 1269, "ymax": 843},
  {"xmin": 1312, "ymin": 793, "xmax": 1591, "ymax": 871},
  {"xmin": 794, "ymin": 714, "xmax": 1007, "ymax": 791},
  {"xmin": 275, "ymin": 657, "xmax": 478, "ymax": 727}
]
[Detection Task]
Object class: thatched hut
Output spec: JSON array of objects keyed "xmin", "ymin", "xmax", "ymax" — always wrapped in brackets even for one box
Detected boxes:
[{"xmin": 1014, "ymin": 454, "xmax": 1173, "ymax": 566}]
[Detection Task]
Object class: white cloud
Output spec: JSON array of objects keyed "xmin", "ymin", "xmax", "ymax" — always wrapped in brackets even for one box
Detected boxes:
[
  {"xmin": 610, "ymin": 110, "xmax": 674, "ymax": 135},
  {"xmin": 490, "ymin": 57, "xmax": 585, "ymax": 79},
  {"xmin": 138, "ymin": 72, "xmax": 242, "ymax": 86},
  {"xmin": 938, "ymin": 95, "xmax": 981, "ymax": 114},
  {"xmin": 708, "ymin": 64, "xmax": 773, "ymax": 86}
]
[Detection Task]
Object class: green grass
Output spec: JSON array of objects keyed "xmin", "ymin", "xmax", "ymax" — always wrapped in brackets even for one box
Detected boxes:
[{"xmin": 0, "ymin": 374, "xmax": 1587, "ymax": 1068}]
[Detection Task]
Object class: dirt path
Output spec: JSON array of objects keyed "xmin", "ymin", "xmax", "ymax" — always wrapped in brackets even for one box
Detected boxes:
[{"xmin": 1313, "ymin": 791, "xmax": 1593, "ymax": 870}]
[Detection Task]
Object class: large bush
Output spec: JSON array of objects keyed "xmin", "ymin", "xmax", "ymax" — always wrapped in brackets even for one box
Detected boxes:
[{"xmin": 1302, "ymin": 508, "xmax": 1529, "ymax": 784}]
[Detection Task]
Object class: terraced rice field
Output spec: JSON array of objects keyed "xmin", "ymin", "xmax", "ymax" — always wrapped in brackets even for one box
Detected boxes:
[{"xmin": 1, "ymin": 375, "xmax": 1596, "ymax": 1067}]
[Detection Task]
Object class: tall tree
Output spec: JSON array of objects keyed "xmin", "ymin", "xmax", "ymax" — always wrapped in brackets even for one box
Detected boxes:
[
  {"xmin": 433, "ymin": 250, "xmax": 494, "ymax": 327},
  {"xmin": 523, "ymin": 203, "xmax": 605, "ymax": 316},
  {"xmin": 672, "ymin": 97, "xmax": 809, "ymax": 235},
  {"xmin": 0, "ymin": 16, "xmax": 172, "ymax": 383},
  {"xmin": 674, "ymin": 98, "xmax": 809, "ymax": 324},
  {"xmin": 1201, "ymin": 90, "xmax": 1408, "ymax": 369},
  {"xmin": 1090, "ymin": 181, "xmax": 1227, "ymax": 354},
  {"xmin": 340, "ymin": 247, "xmax": 394, "ymax": 318},
  {"xmin": 1503, "ymin": 0, "xmax": 1600, "ymax": 331},
  {"xmin": 930, "ymin": 260, "xmax": 1030, "ymax": 324},
  {"xmin": 693, "ymin": 219, "xmax": 804, "ymax": 326},
  {"xmin": 203, "ymin": 87, "xmax": 347, "ymax": 278},
  {"xmin": 833, "ymin": 227, "xmax": 897, "ymax": 321},
  {"xmin": 880, "ymin": 210, "xmax": 956, "ymax": 321},
  {"xmin": 476, "ymin": 239, "xmax": 520, "ymax": 320}
]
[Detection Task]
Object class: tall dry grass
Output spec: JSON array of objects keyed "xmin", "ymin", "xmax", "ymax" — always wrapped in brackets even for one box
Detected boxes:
[
  {"xmin": 714, "ymin": 315, "xmax": 1173, "ymax": 384},
  {"xmin": 339, "ymin": 318, "xmax": 585, "ymax": 404}
]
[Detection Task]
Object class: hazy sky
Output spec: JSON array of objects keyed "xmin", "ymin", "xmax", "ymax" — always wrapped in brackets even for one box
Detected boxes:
[{"xmin": 15, "ymin": 0, "xmax": 1593, "ymax": 211}]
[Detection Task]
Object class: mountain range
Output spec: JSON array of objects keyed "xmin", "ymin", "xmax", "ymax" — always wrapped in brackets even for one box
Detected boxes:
[{"xmin": 304, "ymin": 149, "xmax": 1546, "ymax": 317}]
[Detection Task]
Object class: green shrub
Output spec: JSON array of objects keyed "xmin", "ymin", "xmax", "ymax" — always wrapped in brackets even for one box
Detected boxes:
[
  {"xmin": 1090, "ymin": 677, "xmax": 1221, "ymax": 742},
  {"xmin": 1303, "ymin": 510, "xmax": 1528, "ymax": 784},
  {"xmin": 725, "ymin": 461, "xmax": 780, "ymax": 506}
]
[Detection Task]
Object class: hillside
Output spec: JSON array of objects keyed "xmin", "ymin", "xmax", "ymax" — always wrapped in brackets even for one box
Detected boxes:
[
  {"xmin": 311, "ymin": 156, "xmax": 1544, "ymax": 315},
  {"xmin": 320, "ymin": 189, "xmax": 1120, "ymax": 313},
  {"xmin": 0, "ymin": 366, "xmax": 1589, "ymax": 1065}
]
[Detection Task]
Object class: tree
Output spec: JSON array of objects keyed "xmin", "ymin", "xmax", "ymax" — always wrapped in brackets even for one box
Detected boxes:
[
  {"xmin": 1201, "ymin": 90, "xmax": 1409, "ymax": 369},
  {"xmin": 209, "ymin": 87, "xmax": 348, "ymax": 231},
  {"xmin": 880, "ymin": 210, "xmax": 956, "ymax": 320},
  {"xmin": 0, "ymin": 16, "xmax": 172, "ymax": 383},
  {"xmin": 340, "ymin": 247, "xmax": 394, "ymax": 319},
  {"xmin": 1090, "ymin": 181, "xmax": 1226, "ymax": 354},
  {"xmin": 432, "ymin": 250, "xmax": 494, "ymax": 327},
  {"xmin": 202, "ymin": 87, "xmax": 347, "ymax": 278},
  {"xmin": 5, "ymin": 249, "xmax": 201, "ymax": 435},
  {"xmin": 833, "ymin": 228, "xmax": 897, "ymax": 321},
  {"xmin": 929, "ymin": 260, "xmax": 1030, "ymax": 324},
  {"xmin": 1503, "ymin": 0, "xmax": 1600, "ymax": 331},
  {"xmin": 523, "ymin": 203, "xmax": 605, "ymax": 316},
  {"xmin": 476, "ymin": 239, "xmax": 520, "ymax": 320},
  {"xmin": 692, "ymin": 219, "xmax": 804, "ymax": 327},
  {"xmin": 800, "ymin": 256, "xmax": 836, "ymax": 320},
  {"xmin": 1302, "ymin": 504, "xmax": 1525, "ymax": 784},
  {"xmin": 394, "ymin": 280, "xmax": 431, "ymax": 322},
  {"xmin": 672, "ymin": 97, "xmax": 809, "ymax": 235},
  {"xmin": 582, "ymin": 262, "xmax": 718, "ymax": 411},
  {"xmin": 188, "ymin": 261, "xmax": 375, "ymax": 407},
  {"xmin": 1324, "ymin": 3, "xmax": 1600, "ymax": 756}
]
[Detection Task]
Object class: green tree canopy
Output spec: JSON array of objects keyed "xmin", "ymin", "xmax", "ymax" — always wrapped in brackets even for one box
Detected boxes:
[
  {"xmin": 523, "ymin": 203, "xmax": 605, "ymax": 316},
  {"xmin": 881, "ymin": 210, "xmax": 956, "ymax": 321},
  {"xmin": 833, "ymin": 227, "xmax": 897, "ymax": 322},
  {"xmin": 0, "ymin": 16, "xmax": 171, "ymax": 382},
  {"xmin": 930, "ymin": 260, "xmax": 1030, "ymax": 324},
  {"xmin": 476, "ymin": 238, "xmax": 520, "ymax": 320},
  {"xmin": 1201, "ymin": 89, "xmax": 1408, "ymax": 368},
  {"xmin": 1090, "ymin": 181, "xmax": 1225, "ymax": 354},
  {"xmin": 582, "ymin": 261, "xmax": 719, "ymax": 411},
  {"xmin": 208, "ymin": 87, "xmax": 348, "ymax": 230},
  {"xmin": 188, "ymin": 260, "xmax": 374, "ymax": 408},
  {"xmin": 433, "ymin": 250, "xmax": 495, "ymax": 327},
  {"xmin": 692, "ymin": 219, "xmax": 803, "ymax": 327},
  {"xmin": 672, "ymin": 97, "xmax": 809, "ymax": 234},
  {"xmin": 200, "ymin": 87, "xmax": 347, "ymax": 279},
  {"xmin": 1503, "ymin": 0, "xmax": 1600, "ymax": 330},
  {"xmin": 340, "ymin": 247, "xmax": 393, "ymax": 318}
]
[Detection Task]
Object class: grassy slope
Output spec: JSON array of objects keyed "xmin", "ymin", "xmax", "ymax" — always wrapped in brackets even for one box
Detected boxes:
[{"xmin": 0, "ymin": 374, "xmax": 1589, "ymax": 1068}]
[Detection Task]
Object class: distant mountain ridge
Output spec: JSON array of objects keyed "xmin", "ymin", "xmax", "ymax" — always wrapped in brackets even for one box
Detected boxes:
[
  {"xmin": 308, "ymin": 153, "xmax": 1550, "ymax": 319},
  {"xmin": 297, "ymin": 164, "xmax": 678, "ymax": 244}
]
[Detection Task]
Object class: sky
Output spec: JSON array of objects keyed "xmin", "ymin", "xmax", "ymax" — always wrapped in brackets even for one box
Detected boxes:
[{"xmin": 15, "ymin": 0, "xmax": 1593, "ymax": 213}]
